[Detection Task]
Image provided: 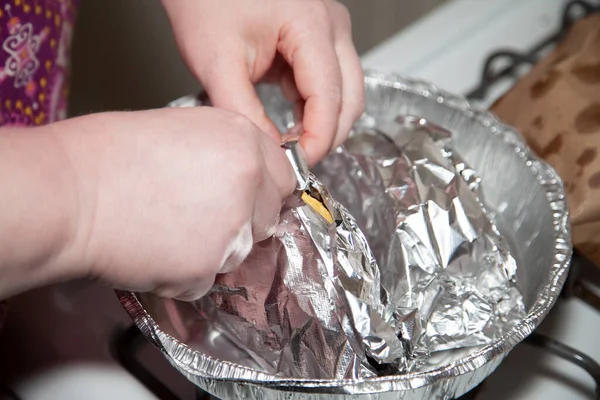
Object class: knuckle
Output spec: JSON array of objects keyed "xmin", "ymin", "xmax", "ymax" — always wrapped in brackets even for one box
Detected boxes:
[
  {"xmin": 333, "ymin": 2, "xmax": 352, "ymax": 30},
  {"xmin": 237, "ymin": 146, "xmax": 263, "ymax": 187},
  {"xmin": 227, "ymin": 148, "xmax": 264, "ymax": 209},
  {"xmin": 327, "ymin": 85, "xmax": 343, "ymax": 109},
  {"xmin": 304, "ymin": 0, "xmax": 331, "ymax": 27},
  {"xmin": 225, "ymin": 117, "xmax": 264, "ymax": 179},
  {"xmin": 227, "ymin": 111, "xmax": 257, "ymax": 135}
]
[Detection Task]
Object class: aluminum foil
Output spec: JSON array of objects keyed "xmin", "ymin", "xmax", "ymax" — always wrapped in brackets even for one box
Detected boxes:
[
  {"xmin": 194, "ymin": 169, "xmax": 405, "ymax": 380},
  {"xmin": 188, "ymin": 113, "xmax": 526, "ymax": 380},
  {"xmin": 317, "ymin": 116, "xmax": 526, "ymax": 359},
  {"xmin": 117, "ymin": 72, "xmax": 572, "ymax": 399}
]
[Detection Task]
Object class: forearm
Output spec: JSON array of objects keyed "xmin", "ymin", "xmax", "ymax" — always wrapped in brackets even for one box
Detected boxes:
[{"xmin": 0, "ymin": 125, "xmax": 81, "ymax": 299}]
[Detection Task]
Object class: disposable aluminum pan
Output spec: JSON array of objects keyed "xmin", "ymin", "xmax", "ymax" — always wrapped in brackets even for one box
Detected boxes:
[{"xmin": 117, "ymin": 71, "xmax": 572, "ymax": 399}]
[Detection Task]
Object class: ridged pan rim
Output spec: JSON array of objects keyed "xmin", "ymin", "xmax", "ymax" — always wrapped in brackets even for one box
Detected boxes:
[{"xmin": 116, "ymin": 70, "xmax": 572, "ymax": 394}]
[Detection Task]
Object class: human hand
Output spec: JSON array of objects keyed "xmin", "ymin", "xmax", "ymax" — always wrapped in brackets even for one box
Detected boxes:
[
  {"xmin": 161, "ymin": 0, "xmax": 365, "ymax": 166},
  {"xmin": 52, "ymin": 108, "xmax": 296, "ymax": 301}
]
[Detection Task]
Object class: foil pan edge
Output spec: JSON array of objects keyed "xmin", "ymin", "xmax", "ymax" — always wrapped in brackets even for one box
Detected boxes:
[{"xmin": 116, "ymin": 70, "xmax": 572, "ymax": 395}]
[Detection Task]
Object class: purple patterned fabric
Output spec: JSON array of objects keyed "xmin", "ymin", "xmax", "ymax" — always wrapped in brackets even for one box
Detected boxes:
[
  {"xmin": 0, "ymin": 0, "xmax": 79, "ymax": 328},
  {"xmin": 0, "ymin": 0, "xmax": 78, "ymax": 127}
]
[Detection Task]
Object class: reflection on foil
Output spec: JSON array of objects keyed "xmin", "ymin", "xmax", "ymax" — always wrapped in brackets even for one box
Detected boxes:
[
  {"xmin": 193, "ymin": 115, "xmax": 526, "ymax": 379},
  {"xmin": 320, "ymin": 116, "xmax": 525, "ymax": 357},
  {"xmin": 194, "ymin": 179, "xmax": 404, "ymax": 379}
]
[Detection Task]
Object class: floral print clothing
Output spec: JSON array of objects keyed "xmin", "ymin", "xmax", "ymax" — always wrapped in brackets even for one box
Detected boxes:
[{"xmin": 0, "ymin": 0, "xmax": 78, "ymax": 126}]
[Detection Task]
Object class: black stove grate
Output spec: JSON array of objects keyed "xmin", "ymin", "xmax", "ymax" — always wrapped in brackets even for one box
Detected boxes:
[
  {"xmin": 466, "ymin": 0, "xmax": 600, "ymax": 103},
  {"xmin": 108, "ymin": 326, "xmax": 600, "ymax": 400}
]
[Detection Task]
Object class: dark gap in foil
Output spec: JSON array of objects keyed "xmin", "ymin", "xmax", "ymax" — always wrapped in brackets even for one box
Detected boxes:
[{"xmin": 366, "ymin": 355, "xmax": 400, "ymax": 376}]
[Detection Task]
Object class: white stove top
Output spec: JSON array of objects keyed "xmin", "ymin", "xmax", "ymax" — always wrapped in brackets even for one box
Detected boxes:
[
  {"xmin": 2, "ymin": 1, "xmax": 600, "ymax": 399},
  {"xmin": 362, "ymin": 0, "xmax": 585, "ymax": 106}
]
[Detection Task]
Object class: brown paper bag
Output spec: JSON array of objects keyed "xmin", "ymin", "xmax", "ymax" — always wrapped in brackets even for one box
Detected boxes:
[{"xmin": 491, "ymin": 14, "xmax": 600, "ymax": 265}]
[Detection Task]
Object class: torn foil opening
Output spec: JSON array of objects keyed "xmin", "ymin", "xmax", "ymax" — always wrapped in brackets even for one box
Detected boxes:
[{"xmin": 193, "ymin": 116, "xmax": 526, "ymax": 379}]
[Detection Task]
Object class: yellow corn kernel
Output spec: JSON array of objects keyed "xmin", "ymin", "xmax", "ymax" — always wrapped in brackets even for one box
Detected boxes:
[{"xmin": 301, "ymin": 192, "xmax": 334, "ymax": 224}]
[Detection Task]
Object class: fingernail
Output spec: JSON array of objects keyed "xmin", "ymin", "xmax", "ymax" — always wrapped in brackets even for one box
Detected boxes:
[{"xmin": 281, "ymin": 122, "xmax": 303, "ymax": 143}]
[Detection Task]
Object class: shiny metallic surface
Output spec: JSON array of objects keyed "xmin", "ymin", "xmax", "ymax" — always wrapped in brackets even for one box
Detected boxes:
[
  {"xmin": 317, "ymin": 117, "xmax": 526, "ymax": 360},
  {"xmin": 191, "ymin": 173, "xmax": 406, "ymax": 379},
  {"xmin": 281, "ymin": 140, "xmax": 309, "ymax": 192},
  {"xmin": 116, "ymin": 71, "xmax": 572, "ymax": 399}
]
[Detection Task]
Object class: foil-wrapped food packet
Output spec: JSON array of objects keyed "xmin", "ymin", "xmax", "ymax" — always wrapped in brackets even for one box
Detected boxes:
[
  {"xmin": 191, "ymin": 116, "xmax": 526, "ymax": 380},
  {"xmin": 319, "ymin": 116, "xmax": 526, "ymax": 357},
  {"xmin": 116, "ymin": 73, "xmax": 571, "ymax": 399},
  {"xmin": 196, "ymin": 141, "xmax": 406, "ymax": 380}
]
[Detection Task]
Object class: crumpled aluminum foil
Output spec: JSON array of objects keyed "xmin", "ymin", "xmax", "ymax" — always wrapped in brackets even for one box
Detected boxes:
[
  {"xmin": 117, "ymin": 72, "xmax": 572, "ymax": 399},
  {"xmin": 317, "ymin": 116, "xmax": 526, "ymax": 362},
  {"xmin": 189, "ymin": 114, "xmax": 526, "ymax": 379},
  {"xmin": 194, "ymin": 145, "xmax": 405, "ymax": 380}
]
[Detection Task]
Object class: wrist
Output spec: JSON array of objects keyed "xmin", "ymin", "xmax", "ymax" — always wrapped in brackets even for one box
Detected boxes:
[
  {"xmin": 0, "ymin": 123, "xmax": 87, "ymax": 299},
  {"xmin": 47, "ymin": 113, "xmax": 110, "ymax": 281}
]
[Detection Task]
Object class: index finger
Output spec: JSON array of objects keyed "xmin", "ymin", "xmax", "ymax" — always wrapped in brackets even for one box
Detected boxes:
[
  {"xmin": 279, "ymin": 3, "xmax": 343, "ymax": 166},
  {"xmin": 199, "ymin": 51, "xmax": 282, "ymax": 142}
]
